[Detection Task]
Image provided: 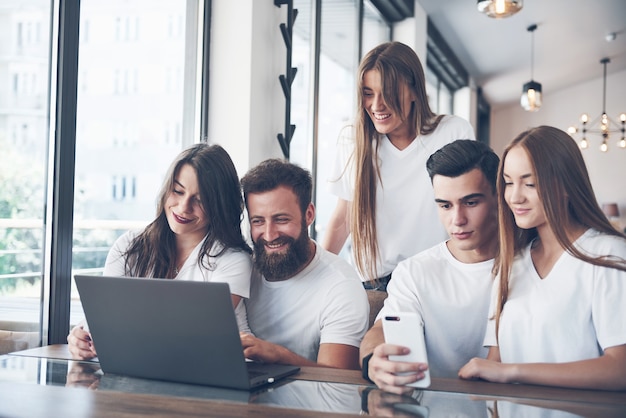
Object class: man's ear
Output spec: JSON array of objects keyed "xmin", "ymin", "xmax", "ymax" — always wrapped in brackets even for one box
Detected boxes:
[{"xmin": 305, "ymin": 202, "xmax": 316, "ymax": 227}]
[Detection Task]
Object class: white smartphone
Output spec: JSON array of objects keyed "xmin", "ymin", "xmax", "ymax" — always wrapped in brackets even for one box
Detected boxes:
[{"xmin": 382, "ymin": 312, "xmax": 431, "ymax": 388}]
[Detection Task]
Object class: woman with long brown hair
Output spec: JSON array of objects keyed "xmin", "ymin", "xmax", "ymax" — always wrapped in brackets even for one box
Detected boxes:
[
  {"xmin": 68, "ymin": 143, "xmax": 253, "ymax": 360},
  {"xmin": 324, "ymin": 41, "xmax": 475, "ymax": 289},
  {"xmin": 460, "ymin": 126, "xmax": 626, "ymax": 390}
]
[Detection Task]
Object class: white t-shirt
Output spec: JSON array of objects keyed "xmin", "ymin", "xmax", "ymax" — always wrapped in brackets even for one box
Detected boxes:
[
  {"xmin": 328, "ymin": 115, "xmax": 476, "ymax": 279},
  {"xmin": 103, "ymin": 230, "xmax": 253, "ymax": 332},
  {"xmin": 245, "ymin": 241, "xmax": 369, "ymax": 363},
  {"xmin": 377, "ymin": 241, "xmax": 493, "ymax": 378},
  {"xmin": 484, "ymin": 229, "xmax": 626, "ymax": 363}
]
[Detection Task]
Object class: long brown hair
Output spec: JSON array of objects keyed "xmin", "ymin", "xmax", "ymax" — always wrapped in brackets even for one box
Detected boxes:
[
  {"xmin": 123, "ymin": 143, "xmax": 251, "ymax": 278},
  {"xmin": 351, "ymin": 41, "xmax": 443, "ymax": 279},
  {"xmin": 495, "ymin": 126, "xmax": 626, "ymax": 333}
]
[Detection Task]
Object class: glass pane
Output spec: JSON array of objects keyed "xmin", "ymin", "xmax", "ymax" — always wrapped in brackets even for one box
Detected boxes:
[
  {"xmin": 70, "ymin": 0, "xmax": 200, "ymax": 324},
  {"xmin": 290, "ymin": 0, "xmax": 390, "ymax": 251},
  {"xmin": 361, "ymin": 0, "xmax": 391, "ymax": 58},
  {"xmin": 315, "ymin": 0, "xmax": 358, "ymax": 245},
  {"xmin": 289, "ymin": 0, "xmax": 313, "ymax": 168},
  {"xmin": 438, "ymin": 83, "xmax": 452, "ymax": 115},
  {"xmin": 0, "ymin": 0, "xmax": 51, "ymax": 347},
  {"xmin": 425, "ymin": 65, "xmax": 439, "ymax": 113}
]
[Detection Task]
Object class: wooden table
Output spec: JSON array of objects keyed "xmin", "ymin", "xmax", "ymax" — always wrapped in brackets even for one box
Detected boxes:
[{"xmin": 2, "ymin": 345, "xmax": 625, "ymax": 417}]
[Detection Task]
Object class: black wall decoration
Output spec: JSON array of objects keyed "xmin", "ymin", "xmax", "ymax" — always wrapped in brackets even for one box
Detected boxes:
[{"xmin": 274, "ymin": 0, "xmax": 298, "ymax": 159}]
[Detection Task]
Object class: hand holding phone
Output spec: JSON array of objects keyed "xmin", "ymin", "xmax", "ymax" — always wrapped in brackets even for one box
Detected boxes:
[{"xmin": 382, "ymin": 312, "xmax": 431, "ymax": 388}]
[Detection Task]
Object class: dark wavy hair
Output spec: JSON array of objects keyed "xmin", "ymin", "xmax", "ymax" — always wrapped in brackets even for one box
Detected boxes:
[{"xmin": 123, "ymin": 143, "xmax": 251, "ymax": 278}]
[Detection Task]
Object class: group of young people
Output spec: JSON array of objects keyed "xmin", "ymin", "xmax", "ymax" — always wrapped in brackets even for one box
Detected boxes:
[{"xmin": 68, "ymin": 41, "xmax": 626, "ymax": 393}]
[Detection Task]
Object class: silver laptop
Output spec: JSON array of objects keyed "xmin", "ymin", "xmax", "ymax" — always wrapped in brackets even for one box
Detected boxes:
[{"xmin": 74, "ymin": 275, "xmax": 300, "ymax": 390}]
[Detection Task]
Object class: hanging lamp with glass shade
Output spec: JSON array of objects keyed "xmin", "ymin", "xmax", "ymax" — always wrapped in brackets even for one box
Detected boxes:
[
  {"xmin": 521, "ymin": 24, "xmax": 542, "ymax": 112},
  {"xmin": 477, "ymin": 0, "xmax": 523, "ymax": 18}
]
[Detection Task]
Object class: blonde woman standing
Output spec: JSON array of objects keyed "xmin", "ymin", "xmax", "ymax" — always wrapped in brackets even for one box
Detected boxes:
[{"xmin": 324, "ymin": 41, "xmax": 475, "ymax": 289}]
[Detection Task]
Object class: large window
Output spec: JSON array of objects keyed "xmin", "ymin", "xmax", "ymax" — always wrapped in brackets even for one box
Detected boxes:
[
  {"xmin": 0, "ymin": 0, "xmax": 51, "ymax": 340},
  {"xmin": 70, "ymin": 0, "xmax": 202, "ymax": 323},
  {"xmin": 0, "ymin": 0, "xmax": 206, "ymax": 348}
]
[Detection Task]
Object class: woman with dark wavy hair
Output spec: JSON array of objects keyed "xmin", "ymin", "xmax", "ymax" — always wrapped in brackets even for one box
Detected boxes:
[
  {"xmin": 460, "ymin": 126, "xmax": 626, "ymax": 390},
  {"xmin": 68, "ymin": 143, "xmax": 252, "ymax": 360}
]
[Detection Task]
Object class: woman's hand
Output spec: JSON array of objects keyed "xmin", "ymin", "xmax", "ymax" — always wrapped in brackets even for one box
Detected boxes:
[
  {"xmin": 458, "ymin": 357, "xmax": 514, "ymax": 383},
  {"xmin": 67, "ymin": 324, "xmax": 97, "ymax": 360}
]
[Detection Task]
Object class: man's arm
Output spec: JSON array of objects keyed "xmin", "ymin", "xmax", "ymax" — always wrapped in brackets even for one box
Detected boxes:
[
  {"xmin": 240, "ymin": 333, "xmax": 318, "ymax": 367},
  {"xmin": 318, "ymin": 343, "xmax": 360, "ymax": 370},
  {"xmin": 240, "ymin": 333, "xmax": 361, "ymax": 369},
  {"xmin": 241, "ymin": 336, "xmax": 361, "ymax": 370},
  {"xmin": 360, "ymin": 319, "xmax": 384, "ymax": 365},
  {"xmin": 359, "ymin": 320, "xmax": 428, "ymax": 395}
]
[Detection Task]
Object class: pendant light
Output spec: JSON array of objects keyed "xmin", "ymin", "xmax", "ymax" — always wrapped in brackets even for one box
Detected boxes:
[
  {"xmin": 568, "ymin": 58, "xmax": 626, "ymax": 152},
  {"xmin": 477, "ymin": 0, "xmax": 523, "ymax": 18},
  {"xmin": 521, "ymin": 24, "xmax": 542, "ymax": 112}
]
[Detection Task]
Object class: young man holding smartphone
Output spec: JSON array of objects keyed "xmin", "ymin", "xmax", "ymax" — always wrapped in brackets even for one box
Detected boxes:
[{"xmin": 359, "ymin": 139, "xmax": 500, "ymax": 394}]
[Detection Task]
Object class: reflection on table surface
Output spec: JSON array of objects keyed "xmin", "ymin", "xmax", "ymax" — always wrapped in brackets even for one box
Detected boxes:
[{"xmin": 0, "ymin": 355, "xmax": 622, "ymax": 418}]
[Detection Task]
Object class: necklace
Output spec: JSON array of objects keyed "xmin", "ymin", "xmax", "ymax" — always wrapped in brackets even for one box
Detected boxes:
[
  {"xmin": 174, "ymin": 262, "xmax": 184, "ymax": 276},
  {"xmin": 174, "ymin": 252, "xmax": 191, "ymax": 276}
]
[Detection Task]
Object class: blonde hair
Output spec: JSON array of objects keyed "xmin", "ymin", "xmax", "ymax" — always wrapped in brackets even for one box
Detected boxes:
[{"xmin": 351, "ymin": 41, "xmax": 443, "ymax": 280}]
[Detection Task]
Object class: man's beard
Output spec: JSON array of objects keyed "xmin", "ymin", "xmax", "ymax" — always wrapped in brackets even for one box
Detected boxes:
[{"xmin": 253, "ymin": 223, "xmax": 312, "ymax": 281}]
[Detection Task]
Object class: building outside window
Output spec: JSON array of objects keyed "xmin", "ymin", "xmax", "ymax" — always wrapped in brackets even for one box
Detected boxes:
[{"xmin": 0, "ymin": 0, "xmax": 204, "ymax": 344}]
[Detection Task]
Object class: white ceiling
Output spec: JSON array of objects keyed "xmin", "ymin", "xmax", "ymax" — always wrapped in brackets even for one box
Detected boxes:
[{"xmin": 416, "ymin": 0, "xmax": 626, "ymax": 107}]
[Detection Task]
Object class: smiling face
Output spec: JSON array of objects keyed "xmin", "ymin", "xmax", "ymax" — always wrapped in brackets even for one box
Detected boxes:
[
  {"xmin": 362, "ymin": 69, "xmax": 415, "ymax": 143},
  {"xmin": 165, "ymin": 163, "xmax": 209, "ymax": 243},
  {"xmin": 247, "ymin": 185, "xmax": 315, "ymax": 281},
  {"xmin": 502, "ymin": 145, "xmax": 547, "ymax": 232},
  {"xmin": 433, "ymin": 168, "xmax": 498, "ymax": 263}
]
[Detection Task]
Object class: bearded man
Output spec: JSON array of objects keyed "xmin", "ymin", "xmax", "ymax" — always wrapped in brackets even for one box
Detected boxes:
[{"xmin": 240, "ymin": 159, "xmax": 369, "ymax": 370}]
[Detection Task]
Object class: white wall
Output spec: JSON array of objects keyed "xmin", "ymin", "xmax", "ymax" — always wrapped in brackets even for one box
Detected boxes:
[
  {"xmin": 490, "ymin": 69, "xmax": 626, "ymax": 230},
  {"xmin": 208, "ymin": 0, "xmax": 284, "ymax": 178},
  {"xmin": 393, "ymin": 1, "xmax": 427, "ymax": 68}
]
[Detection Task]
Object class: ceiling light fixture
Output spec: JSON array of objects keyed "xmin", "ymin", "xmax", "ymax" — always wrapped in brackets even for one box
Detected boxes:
[
  {"xmin": 477, "ymin": 0, "xmax": 523, "ymax": 18},
  {"xmin": 567, "ymin": 58, "xmax": 626, "ymax": 152},
  {"xmin": 520, "ymin": 24, "xmax": 542, "ymax": 112}
]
